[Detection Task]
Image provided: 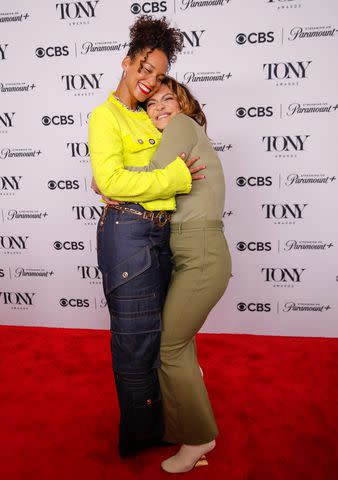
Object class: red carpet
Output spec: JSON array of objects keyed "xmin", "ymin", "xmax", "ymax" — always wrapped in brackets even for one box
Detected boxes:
[{"xmin": 0, "ymin": 326, "xmax": 337, "ymax": 480}]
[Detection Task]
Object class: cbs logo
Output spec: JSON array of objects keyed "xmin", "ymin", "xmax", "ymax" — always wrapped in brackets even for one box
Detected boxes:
[
  {"xmin": 237, "ymin": 302, "xmax": 271, "ymax": 312},
  {"xmin": 236, "ymin": 176, "xmax": 272, "ymax": 187},
  {"xmin": 35, "ymin": 46, "xmax": 69, "ymax": 58},
  {"xmin": 42, "ymin": 115, "xmax": 74, "ymax": 126},
  {"xmin": 54, "ymin": 241, "xmax": 85, "ymax": 251},
  {"xmin": 236, "ymin": 107, "xmax": 273, "ymax": 118},
  {"xmin": 48, "ymin": 180, "xmax": 79, "ymax": 190},
  {"xmin": 59, "ymin": 298, "xmax": 89, "ymax": 308},
  {"xmin": 130, "ymin": 1, "xmax": 167, "ymax": 14},
  {"xmin": 236, "ymin": 242, "xmax": 272, "ymax": 252},
  {"xmin": 236, "ymin": 32, "xmax": 274, "ymax": 45}
]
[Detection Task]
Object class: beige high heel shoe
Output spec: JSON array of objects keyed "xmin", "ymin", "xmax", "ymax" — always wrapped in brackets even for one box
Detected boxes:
[{"xmin": 161, "ymin": 440, "xmax": 215, "ymax": 473}]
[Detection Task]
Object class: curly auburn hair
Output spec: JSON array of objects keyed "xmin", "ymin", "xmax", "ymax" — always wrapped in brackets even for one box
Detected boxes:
[
  {"xmin": 128, "ymin": 15, "xmax": 183, "ymax": 66},
  {"xmin": 161, "ymin": 76, "xmax": 207, "ymax": 129}
]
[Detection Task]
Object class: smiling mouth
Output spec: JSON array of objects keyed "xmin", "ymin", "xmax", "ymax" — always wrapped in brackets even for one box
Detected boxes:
[
  {"xmin": 157, "ymin": 113, "xmax": 170, "ymax": 120},
  {"xmin": 138, "ymin": 82, "xmax": 151, "ymax": 95}
]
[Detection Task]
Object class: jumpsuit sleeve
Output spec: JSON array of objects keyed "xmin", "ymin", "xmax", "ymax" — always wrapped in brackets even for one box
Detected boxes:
[
  {"xmin": 89, "ymin": 107, "xmax": 192, "ymax": 202},
  {"xmin": 126, "ymin": 114, "xmax": 198, "ymax": 172}
]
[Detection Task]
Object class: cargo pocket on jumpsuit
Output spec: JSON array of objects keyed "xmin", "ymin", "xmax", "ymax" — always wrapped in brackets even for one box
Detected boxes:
[{"xmin": 103, "ymin": 245, "xmax": 162, "ymax": 373}]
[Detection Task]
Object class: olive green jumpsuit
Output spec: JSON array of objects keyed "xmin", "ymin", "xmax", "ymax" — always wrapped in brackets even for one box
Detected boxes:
[{"xmin": 130, "ymin": 113, "xmax": 232, "ymax": 444}]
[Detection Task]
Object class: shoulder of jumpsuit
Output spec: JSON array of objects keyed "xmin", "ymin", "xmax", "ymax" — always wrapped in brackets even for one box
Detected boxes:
[
  {"xmin": 101, "ymin": 91, "xmax": 162, "ymax": 167},
  {"xmin": 163, "ymin": 112, "xmax": 199, "ymax": 140}
]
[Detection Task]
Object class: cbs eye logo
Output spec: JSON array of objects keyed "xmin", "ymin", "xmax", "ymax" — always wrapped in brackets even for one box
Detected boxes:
[
  {"xmin": 236, "ymin": 34, "xmax": 247, "ymax": 45},
  {"xmin": 236, "ymin": 32, "xmax": 274, "ymax": 45},
  {"xmin": 236, "ymin": 107, "xmax": 273, "ymax": 118},
  {"xmin": 42, "ymin": 116, "xmax": 52, "ymax": 126},
  {"xmin": 59, "ymin": 298, "xmax": 89, "ymax": 307},
  {"xmin": 35, "ymin": 46, "xmax": 69, "ymax": 58},
  {"xmin": 41, "ymin": 115, "xmax": 74, "ymax": 126},
  {"xmin": 237, "ymin": 242, "xmax": 247, "ymax": 251},
  {"xmin": 236, "ymin": 241, "xmax": 272, "ymax": 252},
  {"xmin": 54, "ymin": 241, "xmax": 63, "ymax": 250},
  {"xmin": 236, "ymin": 177, "xmax": 246, "ymax": 187},
  {"xmin": 237, "ymin": 302, "xmax": 247, "ymax": 311},
  {"xmin": 47, "ymin": 179, "xmax": 79, "ymax": 190},
  {"xmin": 237, "ymin": 302, "xmax": 271, "ymax": 312},
  {"xmin": 53, "ymin": 241, "xmax": 85, "ymax": 251},
  {"xmin": 236, "ymin": 176, "xmax": 272, "ymax": 187},
  {"xmin": 35, "ymin": 47, "xmax": 46, "ymax": 58},
  {"xmin": 131, "ymin": 2, "xmax": 142, "ymax": 13},
  {"xmin": 236, "ymin": 107, "xmax": 246, "ymax": 118},
  {"xmin": 130, "ymin": 2, "xmax": 167, "ymax": 14}
]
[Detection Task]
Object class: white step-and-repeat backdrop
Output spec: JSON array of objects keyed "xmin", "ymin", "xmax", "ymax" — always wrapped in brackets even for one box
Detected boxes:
[{"xmin": 1, "ymin": 0, "xmax": 337, "ymax": 336}]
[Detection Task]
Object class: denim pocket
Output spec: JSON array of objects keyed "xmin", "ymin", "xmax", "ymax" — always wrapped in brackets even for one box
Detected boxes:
[
  {"xmin": 102, "ymin": 246, "xmax": 151, "ymax": 295},
  {"xmin": 132, "ymin": 382, "xmax": 161, "ymax": 408}
]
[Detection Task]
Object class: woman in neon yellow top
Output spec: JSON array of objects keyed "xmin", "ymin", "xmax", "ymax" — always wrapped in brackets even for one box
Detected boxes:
[
  {"xmin": 88, "ymin": 16, "xmax": 204, "ymax": 458},
  {"xmin": 89, "ymin": 91, "xmax": 192, "ymax": 211}
]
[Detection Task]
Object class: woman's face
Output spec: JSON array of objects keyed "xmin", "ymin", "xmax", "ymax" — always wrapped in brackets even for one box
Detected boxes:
[
  {"xmin": 146, "ymin": 84, "xmax": 181, "ymax": 130},
  {"xmin": 123, "ymin": 48, "xmax": 168, "ymax": 103}
]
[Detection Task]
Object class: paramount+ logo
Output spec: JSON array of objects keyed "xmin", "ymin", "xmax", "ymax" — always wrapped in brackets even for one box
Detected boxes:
[
  {"xmin": 236, "ymin": 31, "xmax": 274, "ymax": 45},
  {"xmin": 236, "ymin": 106, "xmax": 273, "ymax": 118},
  {"xmin": 237, "ymin": 241, "xmax": 272, "ymax": 252},
  {"xmin": 36, "ymin": 46, "xmax": 70, "ymax": 58},
  {"xmin": 237, "ymin": 302, "xmax": 271, "ymax": 312},
  {"xmin": 59, "ymin": 297, "xmax": 90, "ymax": 307},
  {"xmin": 236, "ymin": 176, "xmax": 272, "ymax": 187}
]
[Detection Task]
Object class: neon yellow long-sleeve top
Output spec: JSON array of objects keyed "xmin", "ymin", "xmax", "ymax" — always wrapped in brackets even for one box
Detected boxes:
[{"xmin": 88, "ymin": 92, "xmax": 192, "ymax": 211}]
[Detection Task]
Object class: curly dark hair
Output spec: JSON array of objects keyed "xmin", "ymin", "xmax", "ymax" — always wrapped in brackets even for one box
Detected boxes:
[{"xmin": 128, "ymin": 15, "xmax": 183, "ymax": 66}]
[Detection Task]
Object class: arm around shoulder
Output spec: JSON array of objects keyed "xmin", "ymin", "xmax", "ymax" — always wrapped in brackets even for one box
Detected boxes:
[
  {"xmin": 147, "ymin": 114, "xmax": 198, "ymax": 170},
  {"xmin": 88, "ymin": 106, "xmax": 192, "ymax": 201}
]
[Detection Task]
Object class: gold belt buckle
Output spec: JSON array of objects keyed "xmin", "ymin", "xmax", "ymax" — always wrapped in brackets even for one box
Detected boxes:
[{"xmin": 155, "ymin": 211, "xmax": 170, "ymax": 227}]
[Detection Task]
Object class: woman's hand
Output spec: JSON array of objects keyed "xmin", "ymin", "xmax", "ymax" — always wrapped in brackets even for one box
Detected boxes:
[
  {"xmin": 91, "ymin": 176, "xmax": 120, "ymax": 205},
  {"xmin": 179, "ymin": 153, "xmax": 206, "ymax": 180}
]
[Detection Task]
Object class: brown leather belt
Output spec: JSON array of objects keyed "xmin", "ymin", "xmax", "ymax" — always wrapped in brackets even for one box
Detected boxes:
[{"xmin": 100, "ymin": 204, "xmax": 172, "ymax": 228}]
